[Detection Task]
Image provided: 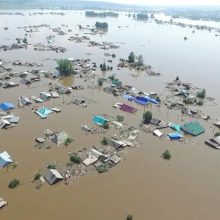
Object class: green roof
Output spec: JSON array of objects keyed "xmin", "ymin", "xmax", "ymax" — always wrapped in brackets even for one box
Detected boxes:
[{"xmin": 181, "ymin": 122, "xmax": 205, "ymax": 136}]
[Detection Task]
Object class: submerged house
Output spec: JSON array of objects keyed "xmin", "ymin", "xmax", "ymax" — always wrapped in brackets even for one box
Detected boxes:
[
  {"xmin": 18, "ymin": 96, "xmax": 32, "ymax": 106},
  {"xmin": 0, "ymin": 151, "xmax": 13, "ymax": 168},
  {"xmin": 47, "ymin": 131, "xmax": 69, "ymax": 146},
  {"xmin": 83, "ymin": 148, "xmax": 105, "ymax": 166},
  {"xmin": 181, "ymin": 122, "xmax": 205, "ymax": 136},
  {"xmin": 40, "ymin": 92, "xmax": 51, "ymax": 101},
  {"xmin": 92, "ymin": 115, "xmax": 108, "ymax": 126},
  {"xmin": 44, "ymin": 169, "xmax": 63, "ymax": 185}
]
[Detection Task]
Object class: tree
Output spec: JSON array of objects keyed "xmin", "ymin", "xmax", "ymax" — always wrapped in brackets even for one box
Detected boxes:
[
  {"xmin": 143, "ymin": 111, "xmax": 152, "ymax": 124},
  {"xmin": 23, "ymin": 37, "xmax": 28, "ymax": 44},
  {"xmin": 57, "ymin": 59, "xmax": 74, "ymax": 76},
  {"xmin": 128, "ymin": 52, "xmax": 135, "ymax": 63},
  {"xmin": 197, "ymin": 89, "xmax": 206, "ymax": 99},
  {"xmin": 137, "ymin": 55, "xmax": 144, "ymax": 66},
  {"xmin": 162, "ymin": 150, "xmax": 171, "ymax": 160}
]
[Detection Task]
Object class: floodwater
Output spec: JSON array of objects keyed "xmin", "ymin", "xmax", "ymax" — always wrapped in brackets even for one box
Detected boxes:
[{"xmin": 0, "ymin": 10, "xmax": 220, "ymax": 220}]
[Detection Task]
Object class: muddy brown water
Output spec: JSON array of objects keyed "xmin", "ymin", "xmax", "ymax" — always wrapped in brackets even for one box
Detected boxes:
[{"xmin": 1, "ymin": 10, "xmax": 220, "ymax": 220}]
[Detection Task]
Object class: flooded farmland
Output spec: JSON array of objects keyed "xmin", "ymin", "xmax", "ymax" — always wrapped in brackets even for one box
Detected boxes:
[{"xmin": 1, "ymin": 10, "xmax": 220, "ymax": 220}]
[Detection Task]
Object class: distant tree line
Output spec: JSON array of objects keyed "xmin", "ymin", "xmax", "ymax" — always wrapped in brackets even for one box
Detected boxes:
[
  {"xmin": 85, "ymin": 11, "xmax": 118, "ymax": 18},
  {"xmin": 95, "ymin": 22, "xmax": 108, "ymax": 30},
  {"xmin": 136, "ymin": 13, "xmax": 148, "ymax": 20}
]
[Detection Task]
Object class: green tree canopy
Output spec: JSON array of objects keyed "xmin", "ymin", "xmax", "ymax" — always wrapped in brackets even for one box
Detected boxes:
[
  {"xmin": 57, "ymin": 59, "xmax": 74, "ymax": 76},
  {"xmin": 128, "ymin": 52, "xmax": 135, "ymax": 63},
  {"xmin": 143, "ymin": 111, "xmax": 152, "ymax": 124}
]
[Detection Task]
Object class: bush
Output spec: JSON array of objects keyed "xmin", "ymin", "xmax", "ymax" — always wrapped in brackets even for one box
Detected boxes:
[
  {"xmin": 64, "ymin": 138, "xmax": 73, "ymax": 146},
  {"xmin": 101, "ymin": 137, "xmax": 108, "ymax": 145},
  {"xmin": 98, "ymin": 80, "xmax": 103, "ymax": 86},
  {"xmin": 117, "ymin": 115, "xmax": 124, "ymax": 122},
  {"xmin": 57, "ymin": 59, "xmax": 74, "ymax": 76},
  {"xmin": 197, "ymin": 89, "xmax": 206, "ymax": 99},
  {"xmin": 102, "ymin": 122, "xmax": 109, "ymax": 129},
  {"xmin": 162, "ymin": 150, "xmax": 171, "ymax": 160},
  {"xmin": 143, "ymin": 111, "xmax": 152, "ymax": 124},
  {"xmin": 70, "ymin": 154, "xmax": 81, "ymax": 164},
  {"xmin": 128, "ymin": 52, "xmax": 135, "ymax": 63},
  {"xmin": 197, "ymin": 100, "xmax": 203, "ymax": 106},
  {"xmin": 47, "ymin": 164, "xmax": 56, "ymax": 169},
  {"xmin": 34, "ymin": 173, "xmax": 41, "ymax": 181},
  {"xmin": 127, "ymin": 215, "xmax": 133, "ymax": 220},
  {"xmin": 8, "ymin": 178, "xmax": 20, "ymax": 189},
  {"xmin": 214, "ymin": 132, "xmax": 220, "ymax": 137}
]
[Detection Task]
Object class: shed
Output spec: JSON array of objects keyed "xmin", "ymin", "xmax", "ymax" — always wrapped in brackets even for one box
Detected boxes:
[
  {"xmin": 168, "ymin": 133, "xmax": 183, "ymax": 140},
  {"xmin": 119, "ymin": 103, "xmax": 137, "ymax": 113},
  {"xmin": 153, "ymin": 129, "xmax": 163, "ymax": 137},
  {"xmin": 44, "ymin": 169, "xmax": 63, "ymax": 185},
  {"xmin": 0, "ymin": 102, "xmax": 14, "ymax": 111},
  {"xmin": 181, "ymin": 122, "xmax": 205, "ymax": 136},
  {"xmin": 134, "ymin": 96, "xmax": 149, "ymax": 105},
  {"xmin": 0, "ymin": 151, "xmax": 13, "ymax": 167}
]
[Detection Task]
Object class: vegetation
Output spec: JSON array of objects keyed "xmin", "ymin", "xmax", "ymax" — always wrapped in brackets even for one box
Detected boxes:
[
  {"xmin": 162, "ymin": 150, "xmax": 172, "ymax": 160},
  {"xmin": 57, "ymin": 59, "xmax": 74, "ymax": 76},
  {"xmin": 128, "ymin": 52, "xmax": 135, "ymax": 63},
  {"xmin": 86, "ymin": 11, "xmax": 118, "ymax": 17},
  {"xmin": 101, "ymin": 137, "xmax": 108, "ymax": 145},
  {"xmin": 98, "ymin": 80, "xmax": 103, "ymax": 86},
  {"xmin": 137, "ymin": 55, "xmax": 144, "ymax": 66},
  {"xmin": 96, "ymin": 164, "xmax": 108, "ymax": 173},
  {"xmin": 214, "ymin": 132, "xmax": 220, "ymax": 137},
  {"xmin": 197, "ymin": 100, "xmax": 203, "ymax": 106},
  {"xmin": 47, "ymin": 164, "xmax": 56, "ymax": 169},
  {"xmin": 8, "ymin": 178, "xmax": 20, "ymax": 189},
  {"xmin": 102, "ymin": 122, "xmax": 110, "ymax": 129},
  {"xmin": 11, "ymin": 162, "xmax": 18, "ymax": 169},
  {"xmin": 34, "ymin": 173, "xmax": 41, "ymax": 181},
  {"xmin": 64, "ymin": 138, "xmax": 73, "ymax": 146},
  {"xmin": 197, "ymin": 89, "xmax": 206, "ymax": 99},
  {"xmin": 117, "ymin": 115, "xmax": 124, "ymax": 122},
  {"xmin": 22, "ymin": 37, "xmax": 28, "ymax": 44},
  {"xmin": 95, "ymin": 22, "xmax": 108, "ymax": 30},
  {"xmin": 70, "ymin": 154, "xmax": 81, "ymax": 164},
  {"xmin": 183, "ymin": 97, "xmax": 196, "ymax": 105},
  {"xmin": 108, "ymin": 74, "xmax": 116, "ymax": 81},
  {"xmin": 127, "ymin": 215, "xmax": 133, "ymax": 220},
  {"xmin": 143, "ymin": 111, "xmax": 153, "ymax": 124},
  {"xmin": 136, "ymin": 13, "xmax": 148, "ymax": 20},
  {"xmin": 100, "ymin": 62, "xmax": 107, "ymax": 71}
]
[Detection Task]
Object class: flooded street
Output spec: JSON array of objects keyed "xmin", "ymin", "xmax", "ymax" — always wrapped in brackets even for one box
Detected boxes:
[{"xmin": 1, "ymin": 10, "xmax": 220, "ymax": 220}]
